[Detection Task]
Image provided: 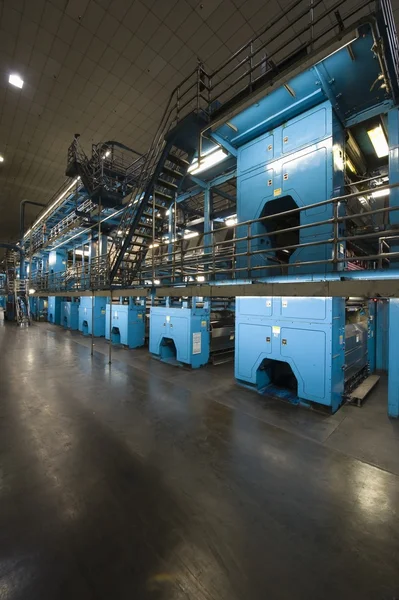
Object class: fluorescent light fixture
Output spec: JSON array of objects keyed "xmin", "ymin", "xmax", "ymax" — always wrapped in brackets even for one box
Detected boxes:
[
  {"xmin": 117, "ymin": 230, "xmax": 123, "ymax": 235},
  {"xmin": 154, "ymin": 279, "xmax": 160, "ymax": 285},
  {"xmin": 197, "ymin": 275, "xmax": 205, "ymax": 282},
  {"xmin": 74, "ymin": 249, "xmax": 90, "ymax": 256},
  {"xmin": 24, "ymin": 177, "xmax": 80, "ymax": 238},
  {"xmin": 149, "ymin": 243, "xmax": 159, "ymax": 248},
  {"xmin": 102, "ymin": 150, "xmax": 111, "ymax": 159},
  {"xmin": 346, "ymin": 158, "xmax": 356, "ymax": 174},
  {"xmin": 318, "ymin": 35, "xmax": 358, "ymax": 62},
  {"xmin": 225, "ymin": 215, "xmax": 237, "ymax": 227},
  {"xmin": 371, "ymin": 188, "xmax": 390, "ymax": 199},
  {"xmin": 29, "ymin": 288, "xmax": 36, "ymax": 294},
  {"xmin": 367, "ymin": 125, "xmax": 389, "ymax": 158},
  {"xmin": 188, "ymin": 149, "xmax": 228, "ymax": 175},
  {"xmin": 9, "ymin": 73, "xmax": 24, "ymax": 88},
  {"xmin": 0, "ymin": 156, "xmax": 4, "ymax": 163},
  {"xmin": 184, "ymin": 231, "xmax": 199, "ymax": 239},
  {"xmin": 359, "ymin": 196, "xmax": 368, "ymax": 205}
]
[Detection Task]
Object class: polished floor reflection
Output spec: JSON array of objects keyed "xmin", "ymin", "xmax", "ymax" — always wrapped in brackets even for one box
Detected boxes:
[{"xmin": 0, "ymin": 322, "xmax": 398, "ymax": 599}]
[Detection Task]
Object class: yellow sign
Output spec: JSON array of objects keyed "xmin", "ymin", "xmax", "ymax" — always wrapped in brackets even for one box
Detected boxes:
[{"xmin": 274, "ymin": 188, "xmax": 282, "ymax": 197}]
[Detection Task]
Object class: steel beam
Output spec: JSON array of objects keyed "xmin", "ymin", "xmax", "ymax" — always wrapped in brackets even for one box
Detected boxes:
[{"xmin": 31, "ymin": 278, "xmax": 399, "ymax": 299}]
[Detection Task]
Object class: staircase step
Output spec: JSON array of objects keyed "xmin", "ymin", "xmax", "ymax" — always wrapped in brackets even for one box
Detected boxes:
[
  {"xmin": 167, "ymin": 153, "xmax": 190, "ymax": 168},
  {"xmin": 143, "ymin": 211, "xmax": 163, "ymax": 220},
  {"xmin": 162, "ymin": 166, "xmax": 184, "ymax": 179},
  {"xmin": 153, "ymin": 189, "xmax": 174, "ymax": 202},
  {"xmin": 157, "ymin": 178, "xmax": 178, "ymax": 191}
]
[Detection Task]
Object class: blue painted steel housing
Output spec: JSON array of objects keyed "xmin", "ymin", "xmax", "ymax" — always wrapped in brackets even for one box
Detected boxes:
[
  {"xmin": 149, "ymin": 306, "xmax": 210, "ymax": 368},
  {"xmin": 79, "ymin": 296, "xmax": 107, "ymax": 337},
  {"xmin": 61, "ymin": 301, "xmax": 79, "ymax": 330},
  {"xmin": 48, "ymin": 296, "xmax": 62, "ymax": 325},
  {"xmin": 105, "ymin": 300, "xmax": 145, "ymax": 348},
  {"xmin": 236, "ymin": 101, "xmax": 345, "ymax": 277},
  {"xmin": 235, "ymin": 296, "xmax": 345, "ymax": 412}
]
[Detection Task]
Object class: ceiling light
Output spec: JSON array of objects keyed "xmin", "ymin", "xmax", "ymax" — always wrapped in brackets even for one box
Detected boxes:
[
  {"xmin": 0, "ymin": 156, "xmax": 4, "ymax": 163},
  {"xmin": 188, "ymin": 149, "xmax": 228, "ymax": 175},
  {"xmin": 197, "ymin": 275, "xmax": 205, "ymax": 282},
  {"xmin": 225, "ymin": 215, "xmax": 237, "ymax": 227},
  {"xmin": 184, "ymin": 231, "xmax": 199, "ymax": 239},
  {"xmin": 74, "ymin": 249, "xmax": 90, "ymax": 256},
  {"xmin": 117, "ymin": 230, "xmax": 123, "ymax": 235},
  {"xmin": 371, "ymin": 188, "xmax": 390, "ymax": 198},
  {"xmin": 29, "ymin": 288, "xmax": 36, "ymax": 294},
  {"xmin": 9, "ymin": 73, "xmax": 24, "ymax": 89},
  {"xmin": 367, "ymin": 125, "xmax": 389, "ymax": 158}
]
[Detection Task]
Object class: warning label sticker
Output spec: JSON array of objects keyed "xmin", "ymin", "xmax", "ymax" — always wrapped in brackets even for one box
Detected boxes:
[
  {"xmin": 272, "ymin": 326, "xmax": 281, "ymax": 336},
  {"xmin": 274, "ymin": 188, "xmax": 282, "ymax": 197},
  {"xmin": 193, "ymin": 332, "xmax": 201, "ymax": 355}
]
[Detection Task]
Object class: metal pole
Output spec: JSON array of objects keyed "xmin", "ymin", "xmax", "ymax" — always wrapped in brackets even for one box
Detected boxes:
[
  {"xmin": 310, "ymin": 0, "xmax": 314, "ymax": 51},
  {"xmin": 152, "ymin": 191, "xmax": 156, "ymax": 283},
  {"xmin": 333, "ymin": 200, "xmax": 339, "ymax": 270},
  {"xmin": 108, "ymin": 293, "xmax": 112, "ymax": 365},
  {"xmin": 91, "ymin": 292, "xmax": 94, "ymax": 357}
]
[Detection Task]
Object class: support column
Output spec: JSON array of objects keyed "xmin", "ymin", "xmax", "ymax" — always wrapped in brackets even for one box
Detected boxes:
[
  {"xmin": 388, "ymin": 108, "xmax": 399, "ymax": 227},
  {"xmin": 204, "ymin": 186, "xmax": 213, "ymax": 277},
  {"xmin": 388, "ymin": 299, "xmax": 399, "ymax": 418}
]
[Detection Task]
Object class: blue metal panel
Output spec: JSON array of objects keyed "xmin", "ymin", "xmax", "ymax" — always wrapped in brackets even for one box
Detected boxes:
[
  {"xmin": 376, "ymin": 300, "xmax": 389, "ymax": 371},
  {"xmin": 48, "ymin": 296, "xmax": 62, "ymax": 325},
  {"xmin": 236, "ymin": 101, "xmax": 345, "ymax": 278},
  {"xmin": 61, "ymin": 301, "xmax": 79, "ymax": 330},
  {"xmin": 235, "ymin": 296, "xmax": 345, "ymax": 412},
  {"xmin": 149, "ymin": 306, "xmax": 210, "ymax": 368},
  {"xmin": 79, "ymin": 296, "xmax": 107, "ymax": 337},
  {"xmin": 105, "ymin": 301, "xmax": 145, "ymax": 349},
  {"xmin": 388, "ymin": 299, "xmax": 399, "ymax": 418}
]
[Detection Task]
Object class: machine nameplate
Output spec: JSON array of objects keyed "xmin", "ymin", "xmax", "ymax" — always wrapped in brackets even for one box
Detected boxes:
[
  {"xmin": 274, "ymin": 188, "xmax": 282, "ymax": 196},
  {"xmin": 282, "ymin": 300, "xmax": 288, "ymax": 308},
  {"xmin": 193, "ymin": 332, "xmax": 201, "ymax": 354}
]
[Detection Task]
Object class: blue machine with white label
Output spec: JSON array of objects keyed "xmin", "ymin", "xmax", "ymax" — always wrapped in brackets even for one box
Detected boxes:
[
  {"xmin": 48, "ymin": 296, "xmax": 62, "ymax": 325},
  {"xmin": 229, "ymin": 38, "xmax": 383, "ymax": 411},
  {"xmin": 105, "ymin": 298, "xmax": 146, "ymax": 348},
  {"xmin": 236, "ymin": 101, "xmax": 345, "ymax": 277},
  {"xmin": 79, "ymin": 296, "xmax": 107, "ymax": 337},
  {"xmin": 149, "ymin": 299, "xmax": 210, "ymax": 368},
  {"xmin": 236, "ymin": 297, "xmax": 345, "ymax": 411},
  {"xmin": 61, "ymin": 300, "xmax": 79, "ymax": 330}
]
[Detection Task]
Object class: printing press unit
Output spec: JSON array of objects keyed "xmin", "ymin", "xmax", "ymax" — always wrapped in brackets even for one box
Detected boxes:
[{"xmin": 19, "ymin": 0, "xmax": 399, "ymax": 416}]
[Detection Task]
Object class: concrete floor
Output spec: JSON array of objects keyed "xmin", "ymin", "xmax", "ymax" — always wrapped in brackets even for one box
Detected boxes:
[{"xmin": 1, "ymin": 321, "xmax": 399, "ymax": 599}]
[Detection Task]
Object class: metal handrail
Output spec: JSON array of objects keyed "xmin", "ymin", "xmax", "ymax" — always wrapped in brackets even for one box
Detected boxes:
[{"xmin": 29, "ymin": 178, "xmax": 399, "ymax": 293}]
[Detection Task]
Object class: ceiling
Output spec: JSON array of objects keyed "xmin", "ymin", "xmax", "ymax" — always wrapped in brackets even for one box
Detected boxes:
[{"xmin": 1, "ymin": 0, "xmax": 399, "ymax": 244}]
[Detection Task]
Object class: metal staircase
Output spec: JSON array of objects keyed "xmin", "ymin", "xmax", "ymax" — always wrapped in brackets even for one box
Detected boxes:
[
  {"xmin": 108, "ymin": 66, "xmax": 211, "ymax": 287},
  {"xmin": 5, "ymin": 250, "xmax": 30, "ymax": 325},
  {"xmin": 66, "ymin": 140, "xmax": 145, "ymax": 208}
]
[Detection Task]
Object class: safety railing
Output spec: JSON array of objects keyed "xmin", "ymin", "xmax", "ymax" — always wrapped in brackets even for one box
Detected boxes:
[
  {"xmin": 29, "ymin": 178, "xmax": 399, "ymax": 293},
  {"xmin": 205, "ymin": 0, "xmax": 377, "ymax": 121},
  {"xmin": 31, "ymin": 254, "xmax": 110, "ymax": 293},
  {"xmin": 134, "ymin": 177, "xmax": 399, "ymax": 286}
]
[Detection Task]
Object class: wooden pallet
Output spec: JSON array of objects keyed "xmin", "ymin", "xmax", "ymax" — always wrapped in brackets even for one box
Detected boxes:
[{"xmin": 349, "ymin": 374, "xmax": 380, "ymax": 407}]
